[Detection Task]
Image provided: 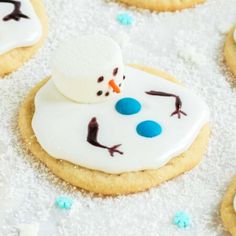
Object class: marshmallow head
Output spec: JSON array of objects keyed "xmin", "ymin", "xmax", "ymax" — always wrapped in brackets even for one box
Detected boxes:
[{"xmin": 52, "ymin": 35, "xmax": 125, "ymax": 103}]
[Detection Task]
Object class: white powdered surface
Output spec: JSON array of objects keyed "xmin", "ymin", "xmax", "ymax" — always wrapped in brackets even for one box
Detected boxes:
[{"xmin": 0, "ymin": 0, "xmax": 236, "ymax": 235}]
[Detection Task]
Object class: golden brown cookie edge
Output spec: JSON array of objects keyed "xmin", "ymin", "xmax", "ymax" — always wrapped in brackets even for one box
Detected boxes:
[
  {"xmin": 115, "ymin": 0, "xmax": 205, "ymax": 12},
  {"xmin": 221, "ymin": 175, "xmax": 236, "ymax": 236},
  {"xmin": 224, "ymin": 26, "xmax": 236, "ymax": 80}
]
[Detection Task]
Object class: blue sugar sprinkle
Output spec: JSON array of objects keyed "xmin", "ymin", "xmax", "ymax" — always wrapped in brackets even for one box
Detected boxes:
[
  {"xmin": 116, "ymin": 13, "xmax": 133, "ymax": 25},
  {"xmin": 115, "ymin": 97, "xmax": 141, "ymax": 115},
  {"xmin": 136, "ymin": 120, "xmax": 162, "ymax": 138},
  {"xmin": 55, "ymin": 196, "xmax": 73, "ymax": 210},
  {"xmin": 173, "ymin": 211, "xmax": 191, "ymax": 229}
]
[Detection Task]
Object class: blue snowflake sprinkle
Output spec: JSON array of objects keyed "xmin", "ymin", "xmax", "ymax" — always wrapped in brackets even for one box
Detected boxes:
[
  {"xmin": 173, "ymin": 211, "xmax": 191, "ymax": 229},
  {"xmin": 116, "ymin": 13, "xmax": 133, "ymax": 25},
  {"xmin": 55, "ymin": 196, "xmax": 73, "ymax": 210}
]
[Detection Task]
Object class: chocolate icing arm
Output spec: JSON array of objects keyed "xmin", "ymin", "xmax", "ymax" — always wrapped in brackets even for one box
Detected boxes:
[
  {"xmin": 0, "ymin": 0, "xmax": 29, "ymax": 21},
  {"xmin": 87, "ymin": 117, "xmax": 123, "ymax": 157},
  {"xmin": 171, "ymin": 95, "xmax": 187, "ymax": 119},
  {"xmin": 146, "ymin": 90, "xmax": 187, "ymax": 119}
]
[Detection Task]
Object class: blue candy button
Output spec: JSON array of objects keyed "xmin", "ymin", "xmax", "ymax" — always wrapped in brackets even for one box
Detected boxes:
[
  {"xmin": 136, "ymin": 120, "xmax": 162, "ymax": 138},
  {"xmin": 115, "ymin": 97, "xmax": 141, "ymax": 115}
]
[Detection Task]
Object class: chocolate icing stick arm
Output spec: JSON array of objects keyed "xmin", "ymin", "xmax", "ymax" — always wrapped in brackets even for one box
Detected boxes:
[
  {"xmin": 171, "ymin": 96, "xmax": 187, "ymax": 119},
  {"xmin": 146, "ymin": 91, "xmax": 175, "ymax": 97},
  {"xmin": 107, "ymin": 144, "xmax": 123, "ymax": 157},
  {"xmin": 87, "ymin": 117, "xmax": 123, "ymax": 157},
  {"xmin": 0, "ymin": 0, "xmax": 29, "ymax": 21},
  {"xmin": 146, "ymin": 91, "xmax": 187, "ymax": 119}
]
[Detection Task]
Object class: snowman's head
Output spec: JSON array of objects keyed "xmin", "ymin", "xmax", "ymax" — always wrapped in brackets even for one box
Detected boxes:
[{"xmin": 52, "ymin": 35, "xmax": 125, "ymax": 103}]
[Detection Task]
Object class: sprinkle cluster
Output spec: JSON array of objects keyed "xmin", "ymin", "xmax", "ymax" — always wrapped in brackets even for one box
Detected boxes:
[
  {"xmin": 55, "ymin": 196, "xmax": 73, "ymax": 209},
  {"xmin": 116, "ymin": 13, "xmax": 133, "ymax": 25},
  {"xmin": 173, "ymin": 212, "xmax": 191, "ymax": 229}
]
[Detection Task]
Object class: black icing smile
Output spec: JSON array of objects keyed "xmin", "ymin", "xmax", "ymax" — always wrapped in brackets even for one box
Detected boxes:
[{"xmin": 0, "ymin": 0, "xmax": 29, "ymax": 21}]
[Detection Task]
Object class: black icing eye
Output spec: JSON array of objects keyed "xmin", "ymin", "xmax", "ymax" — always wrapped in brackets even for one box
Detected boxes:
[
  {"xmin": 105, "ymin": 92, "xmax": 110, "ymax": 96},
  {"xmin": 119, "ymin": 83, "xmax": 121, "ymax": 87},
  {"xmin": 97, "ymin": 91, "xmax": 103, "ymax": 96},
  {"xmin": 97, "ymin": 76, "xmax": 104, "ymax": 83},
  {"xmin": 113, "ymin": 68, "xmax": 118, "ymax": 76},
  {"xmin": 123, "ymin": 75, "xmax": 126, "ymax": 80}
]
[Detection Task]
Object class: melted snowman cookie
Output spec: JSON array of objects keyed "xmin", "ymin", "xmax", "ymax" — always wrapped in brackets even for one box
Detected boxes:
[
  {"xmin": 221, "ymin": 175, "xmax": 236, "ymax": 235},
  {"xmin": 19, "ymin": 35, "xmax": 210, "ymax": 195},
  {"xmin": 114, "ymin": 0, "xmax": 205, "ymax": 12},
  {"xmin": 224, "ymin": 25, "xmax": 236, "ymax": 80},
  {"xmin": 0, "ymin": 0, "xmax": 47, "ymax": 76},
  {"xmin": 32, "ymin": 65, "xmax": 209, "ymax": 174}
]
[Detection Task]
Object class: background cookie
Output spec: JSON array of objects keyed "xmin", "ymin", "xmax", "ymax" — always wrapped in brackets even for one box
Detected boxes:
[
  {"xmin": 18, "ymin": 65, "xmax": 210, "ymax": 195},
  {"xmin": 0, "ymin": 0, "xmax": 48, "ymax": 77},
  {"xmin": 115, "ymin": 0, "xmax": 205, "ymax": 12},
  {"xmin": 224, "ymin": 25, "xmax": 236, "ymax": 80},
  {"xmin": 221, "ymin": 175, "xmax": 236, "ymax": 236}
]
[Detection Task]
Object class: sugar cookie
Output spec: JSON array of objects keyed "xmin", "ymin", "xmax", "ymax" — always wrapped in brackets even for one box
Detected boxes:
[
  {"xmin": 224, "ymin": 25, "xmax": 236, "ymax": 79},
  {"xmin": 115, "ymin": 0, "xmax": 205, "ymax": 12},
  {"xmin": 19, "ymin": 35, "xmax": 210, "ymax": 195},
  {"xmin": 221, "ymin": 175, "xmax": 236, "ymax": 236},
  {"xmin": 0, "ymin": 0, "xmax": 47, "ymax": 76}
]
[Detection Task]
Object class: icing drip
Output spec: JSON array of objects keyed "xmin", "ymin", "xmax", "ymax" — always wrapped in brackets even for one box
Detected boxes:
[
  {"xmin": 87, "ymin": 117, "xmax": 123, "ymax": 157},
  {"xmin": 0, "ymin": 0, "xmax": 29, "ymax": 21},
  {"xmin": 146, "ymin": 91, "xmax": 187, "ymax": 119}
]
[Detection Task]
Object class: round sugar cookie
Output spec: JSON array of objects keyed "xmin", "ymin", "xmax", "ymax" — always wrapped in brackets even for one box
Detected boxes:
[
  {"xmin": 224, "ymin": 25, "xmax": 236, "ymax": 80},
  {"xmin": 18, "ymin": 65, "xmax": 210, "ymax": 196},
  {"xmin": 115, "ymin": 0, "xmax": 205, "ymax": 12},
  {"xmin": 221, "ymin": 175, "xmax": 236, "ymax": 236},
  {"xmin": 0, "ymin": 0, "xmax": 48, "ymax": 77}
]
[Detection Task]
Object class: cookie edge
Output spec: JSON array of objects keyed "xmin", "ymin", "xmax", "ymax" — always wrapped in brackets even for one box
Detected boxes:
[
  {"xmin": 221, "ymin": 175, "xmax": 236, "ymax": 236},
  {"xmin": 115, "ymin": 0, "xmax": 205, "ymax": 12},
  {"xmin": 224, "ymin": 25, "xmax": 236, "ymax": 80}
]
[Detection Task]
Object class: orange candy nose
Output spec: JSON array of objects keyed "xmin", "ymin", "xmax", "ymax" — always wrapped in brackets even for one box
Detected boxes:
[{"xmin": 109, "ymin": 80, "xmax": 120, "ymax": 93}]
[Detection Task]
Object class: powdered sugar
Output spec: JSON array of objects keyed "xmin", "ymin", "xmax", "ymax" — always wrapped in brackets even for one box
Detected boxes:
[{"xmin": 0, "ymin": 0, "xmax": 236, "ymax": 235}]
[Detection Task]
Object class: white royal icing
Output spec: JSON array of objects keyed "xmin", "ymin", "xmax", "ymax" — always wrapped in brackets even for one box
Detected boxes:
[
  {"xmin": 0, "ymin": 0, "xmax": 42, "ymax": 55},
  {"xmin": 52, "ymin": 35, "xmax": 124, "ymax": 104},
  {"xmin": 32, "ymin": 65, "xmax": 209, "ymax": 174}
]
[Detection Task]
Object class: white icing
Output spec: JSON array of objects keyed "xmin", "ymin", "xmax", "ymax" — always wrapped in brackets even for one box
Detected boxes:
[
  {"xmin": 32, "ymin": 66, "xmax": 209, "ymax": 174},
  {"xmin": 233, "ymin": 28, "xmax": 236, "ymax": 43},
  {"xmin": 0, "ymin": 0, "xmax": 42, "ymax": 55},
  {"xmin": 234, "ymin": 194, "xmax": 236, "ymax": 213},
  {"xmin": 52, "ymin": 35, "xmax": 124, "ymax": 103}
]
